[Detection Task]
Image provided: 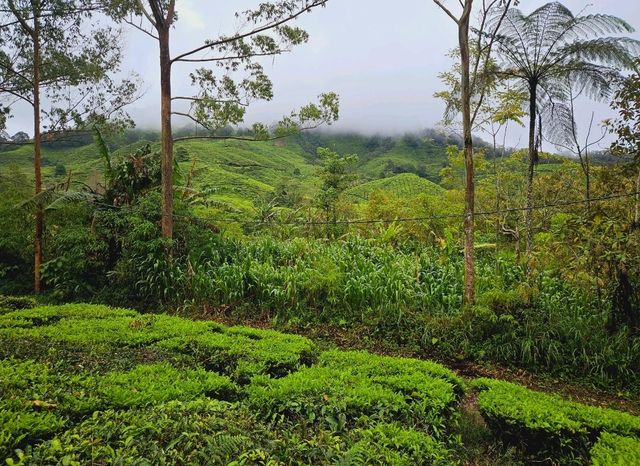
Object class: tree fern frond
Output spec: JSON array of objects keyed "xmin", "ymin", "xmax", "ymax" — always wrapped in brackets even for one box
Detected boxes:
[
  {"xmin": 45, "ymin": 191, "xmax": 100, "ymax": 211},
  {"xmin": 15, "ymin": 187, "xmax": 60, "ymax": 211},
  {"xmin": 542, "ymin": 101, "xmax": 575, "ymax": 148},
  {"xmin": 571, "ymin": 14, "xmax": 635, "ymax": 37}
]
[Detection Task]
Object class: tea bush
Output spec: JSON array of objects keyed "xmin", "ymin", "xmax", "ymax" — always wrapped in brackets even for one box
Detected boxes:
[
  {"xmin": 0, "ymin": 295, "xmax": 36, "ymax": 314},
  {"xmin": 318, "ymin": 350, "xmax": 464, "ymax": 397},
  {"xmin": 0, "ymin": 304, "xmax": 316, "ymax": 379},
  {"xmin": 97, "ymin": 364, "xmax": 238, "ymax": 407},
  {"xmin": 14, "ymin": 400, "xmax": 259, "ymax": 466},
  {"xmin": 0, "ymin": 411, "xmax": 64, "ymax": 460},
  {"xmin": 473, "ymin": 378, "xmax": 640, "ymax": 462},
  {"xmin": 247, "ymin": 350, "xmax": 462, "ymax": 435},
  {"xmin": 590, "ymin": 433, "xmax": 640, "ymax": 466},
  {"xmin": 3, "ymin": 303, "xmax": 638, "ymax": 465},
  {"xmin": 156, "ymin": 325, "xmax": 316, "ymax": 382},
  {"xmin": 338, "ymin": 423, "xmax": 453, "ymax": 466}
]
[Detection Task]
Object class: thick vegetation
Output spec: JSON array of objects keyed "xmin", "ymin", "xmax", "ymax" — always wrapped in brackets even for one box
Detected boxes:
[
  {"xmin": 0, "ymin": 303, "xmax": 463, "ymax": 465},
  {"xmin": 473, "ymin": 378, "xmax": 640, "ymax": 463},
  {"xmin": 1, "ymin": 129, "xmax": 639, "ymax": 394},
  {"xmin": 1, "ymin": 0, "xmax": 639, "ymax": 464},
  {"xmin": 1, "ymin": 303, "xmax": 639, "ymax": 465}
]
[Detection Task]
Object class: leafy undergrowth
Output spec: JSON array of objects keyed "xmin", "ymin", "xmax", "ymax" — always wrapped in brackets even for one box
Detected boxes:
[{"xmin": 0, "ymin": 303, "xmax": 462, "ymax": 465}]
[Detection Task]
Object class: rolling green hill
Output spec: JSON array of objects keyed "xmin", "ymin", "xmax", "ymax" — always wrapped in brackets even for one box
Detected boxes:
[
  {"xmin": 0, "ymin": 131, "xmax": 451, "ymax": 217},
  {"xmin": 346, "ymin": 173, "xmax": 444, "ymax": 203}
]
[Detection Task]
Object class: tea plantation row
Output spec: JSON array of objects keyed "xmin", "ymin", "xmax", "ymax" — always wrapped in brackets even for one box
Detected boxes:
[{"xmin": 0, "ymin": 301, "xmax": 638, "ymax": 465}]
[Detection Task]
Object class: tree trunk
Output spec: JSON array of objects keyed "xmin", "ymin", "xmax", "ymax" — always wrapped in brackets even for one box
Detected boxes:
[
  {"xmin": 525, "ymin": 82, "xmax": 537, "ymax": 277},
  {"xmin": 584, "ymin": 150, "xmax": 591, "ymax": 213},
  {"xmin": 635, "ymin": 167, "xmax": 639, "ymax": 227},
  {"xmin": 33, "ymin": 15, "xmax": 42, "ymax": 294},
  {"xmin": 159, "ymin": 26, "xmax": 173, "ymax": 241},
  {"xmin": 459, "ymin": 1, "xmax": 475, "ymax": 306},
  {"xmin": 493, "ymin": 132, "xmax": 500, "ymax": 252}
]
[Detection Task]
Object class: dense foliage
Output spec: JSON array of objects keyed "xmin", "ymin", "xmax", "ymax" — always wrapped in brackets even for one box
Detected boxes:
[
  {"xmin": 473, "ymin": 378, "xmax": 640, "ymax": 462},
  {"xmin": 1, "ymin": 129, "xmax": 639, "ymax": 393},
  {"xmin": 1, "ymin": 303, "xmax": 638, "ymax": 465},
  {"xmin": 0, "ymin": 303, "xmax": 463, "ymax": 465},
  {"xmin": 1, "ymin": 0, "xmax": 639, "ymax": 463}
]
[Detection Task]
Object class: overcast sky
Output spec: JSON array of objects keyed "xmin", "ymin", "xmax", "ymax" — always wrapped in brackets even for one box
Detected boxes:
[{"xmin": 5, "ymin": 0, "xmax": 640, "ymax": 148}]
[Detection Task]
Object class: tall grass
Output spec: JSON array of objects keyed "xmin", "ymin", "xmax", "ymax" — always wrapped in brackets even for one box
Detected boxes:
[{"xmin": 188, "ymin": 236, "xmax": 520, "ymax": 323}]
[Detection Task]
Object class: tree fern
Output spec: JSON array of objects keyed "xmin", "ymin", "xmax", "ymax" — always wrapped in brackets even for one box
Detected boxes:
[{"xmin": 491, "ymin": 1, "xmax": 640, "ymax": 269}]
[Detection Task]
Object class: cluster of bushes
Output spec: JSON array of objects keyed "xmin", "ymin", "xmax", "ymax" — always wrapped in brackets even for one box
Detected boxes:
[
  {"xmin": 420, "ymin": 281, "xmax": 640, "ymax": 391},
  {"xmin": 591, "ymin": 433, "xmax": 640, "ymax": 465},
  {"xmin": 247, "ymin": 350, "xmax": 463, "ymax": 435},
  {"xmin": 472, "ymin": 378, "xmax": 640, "ymax": 464},
  {"xmin": 0, "ymin": 303, "xmax": 463, "ymax": 465},
  {"xmin": 0, "ymin": 304, "xmax": 315, "ymax": 380},
  {"xmin": 0, "ymin": 295, "xmax": 35, "ymax": 313}
]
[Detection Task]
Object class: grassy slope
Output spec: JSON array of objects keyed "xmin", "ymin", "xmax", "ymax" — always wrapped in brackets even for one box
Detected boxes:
[
  {"xmin": 346, "ymin": 173, "xmax": 445, "ymax": 202},
  {"xmin": 0, "ymin": 132, "xmax": 451, "ymax": 217}
]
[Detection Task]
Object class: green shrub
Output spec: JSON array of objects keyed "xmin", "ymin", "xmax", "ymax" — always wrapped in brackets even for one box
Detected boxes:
[
  {"xmin": 0, "ymin": 359, "xmax": 88, "ymax": 456},
  {"xmin": 318, "ymin": 350, "xmax": 464, "ymax": 397},
  {"xmin": 247, "ymin": 350, "xmax": 461, "ymax": 435},
  {"xmin": 0, "ymin": 359, "xmax": 98, "ymax": 415},
  {"xmin": 16, "ymin": 400, "xmax": 259, "ymax": 466},
  {"xmin": 157, "ymin": 325, "xmax": 316, "ymax": 382},
  {"xmin": 0, "ymin": 304, "xmax": 316, "ymax": 381},
  {"xmin": 97, "ymin": 363, "xmax": 238, "ymax": 407},
  {"xmin": 1, "ymin": 358, "xmax": 236, "ymax": 412},
  {"xmin": 0, "ymin": 359, "xmax": 239, "ymax": 460},
  {"xmin": 477, "ymin": 289, "xmax": 528, "ymax": 314},
  {"xmin": 473, "ymin": 378, "xmax": 640, "ymax": 462},
  {"xmin": 421, "ymin": 275, "xmax": 640, "ymax": 392},
  {"xmin": 0, "ymin": 304, "xmax": 138, "ymax": 326},
  {"xmin": 0, "ymin": 309, "xmax": 217, "ymax": 345},
  {"xmin": 0, "ymin": 296, "xmax": 36, "ymax": 315},
  {"xmin": 590, "ymin": 433, "xmax": 640, "ymax": 466},
  {"xmin": 41, "ymin": 223, "xmax": 109, "ymax": 302},
  {"xmin": 338, "ymin": 423, "xmax": 454, "ymax": 465},
  {"xmin": 0, "ymin": 411, "xmax": 64, "ymax": 460}
]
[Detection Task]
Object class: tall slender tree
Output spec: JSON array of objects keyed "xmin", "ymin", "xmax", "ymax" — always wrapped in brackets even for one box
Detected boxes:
[
  {"xmin": 432, "ymin": 0, "xmax": 515, "ymax": 305},
  {"xmin": 108, "ymin": 0, "xmax": 339, "ymax": 242},
  {"xmin": 0, "ymin": 0, "xmax": 137, "ymax": 293},
  {"xmin": 492, "ymin": 2, "xmax": 640, "ymax": 275}
]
